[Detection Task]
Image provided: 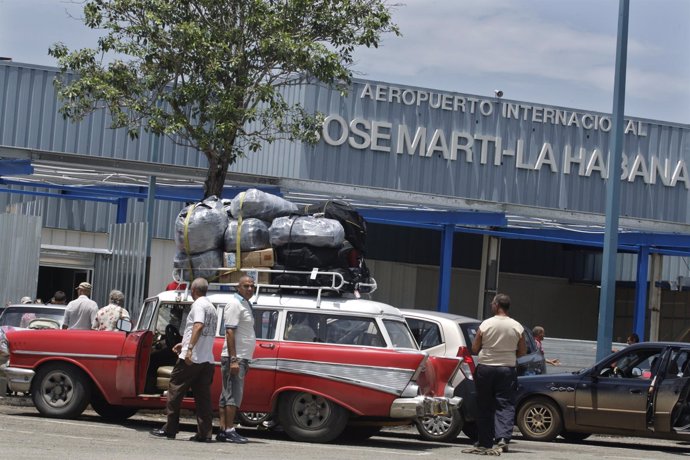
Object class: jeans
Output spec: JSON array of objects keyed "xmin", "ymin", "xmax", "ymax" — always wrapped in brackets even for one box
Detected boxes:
[{"xmin": 474, "ymin": 364, "xmax": 518, "ymax": 448}]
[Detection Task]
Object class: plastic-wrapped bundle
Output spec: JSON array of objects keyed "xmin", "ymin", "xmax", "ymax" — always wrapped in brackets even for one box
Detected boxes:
[
  {"xmin": 174, "ymin": 196, "xmax": 229, "ymax": 254},
  {"xmin": 173, "ymin": 249, "xmax": 223, "ymax": 281},
  {"xmin": 230, "ymin": 188, "xmax": 298, "ymax": 221},
  {"xmin": 224, "ymin": 218, "xmax": 271, "ymax": 252},
  {"xmin": 269, "ymin": 216, "xmax": 345, "ymax": 248}
]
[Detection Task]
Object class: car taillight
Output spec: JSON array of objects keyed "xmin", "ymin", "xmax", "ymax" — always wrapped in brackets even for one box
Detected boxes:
[{"xmin": 457, "ymin": 346, "xmax": 475, "ymax": 380}]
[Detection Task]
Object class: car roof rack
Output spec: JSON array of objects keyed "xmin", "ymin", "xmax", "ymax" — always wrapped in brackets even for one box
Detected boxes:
[{"xmin": 171, "ymin": 267, "xmax": 377, "ymax": 308}]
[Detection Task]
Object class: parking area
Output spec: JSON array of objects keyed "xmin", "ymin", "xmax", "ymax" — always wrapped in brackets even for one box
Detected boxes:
[{"xmin": 0, "ymin": 397, "xmax": 688, "ymax": 459}]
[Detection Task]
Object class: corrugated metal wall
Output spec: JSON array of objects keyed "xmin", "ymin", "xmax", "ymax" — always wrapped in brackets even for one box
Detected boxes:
[
  {"xmin": 0, "ymin": 213, "xmax": 42, "ymax": 306},
  {"xmin": 93, "ymin": 222, "xmax": 147, "ymax": 319}
]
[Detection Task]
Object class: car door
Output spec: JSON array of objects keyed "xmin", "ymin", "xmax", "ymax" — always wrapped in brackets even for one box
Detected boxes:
[
  {"xmin": 237, "ymin": 307, "xmax": 280, "ymax": 412},
  {"xmin": 574, "ymin": 346, "xmax": 663, "ymax": 431},
  {"xmin": 649, "ymin": 347, "xmax": 690, "ymax": 433},
  {"xmin": 518, "ymin": 328, "xmax": 545, "ymax": 376}
]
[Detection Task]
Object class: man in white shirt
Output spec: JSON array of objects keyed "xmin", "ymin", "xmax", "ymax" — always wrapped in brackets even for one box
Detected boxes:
[
  {"xmin": 465, "ymin": 293, "xmax": 526, "ymax": 455},
  {"xmin": 151, "ymin": 278, "xmax": 218, "ymax": 442},
  {"xmin": 62, "ymin": 282, "xmax": 98, "ymax": 330},
  {"xmin": 216, "ymin": 275, "xmax": 256, "ymax": 444}
]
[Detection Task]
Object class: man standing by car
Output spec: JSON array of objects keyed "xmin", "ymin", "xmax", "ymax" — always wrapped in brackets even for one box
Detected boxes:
[
  {"xmin": 465, "ymin": 293, "xmax": 526, "ymax": 455},
  {"xmin": 62, "ymin": 282, "xmax": 98, "ymax": 330},
  {"xmin": 216, "ymin": 275, "xmax": 256, "ymax": 444},
  {"xmin": 151, "ymin": 277, "xmax": 218, "ymax": 442}
]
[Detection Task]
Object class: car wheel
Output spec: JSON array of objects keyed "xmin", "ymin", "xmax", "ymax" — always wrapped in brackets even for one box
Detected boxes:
[
  {"xmin": 90, "ymin": 392, "xmax": 138, "ymax": 421},
  {"xmin": 237, "ymin": 411, "xmax": 270, "ymax": 427},
  {"xmin": 278, "ymin": 391, "xmax": 348, "ymax": 443},
  {"xmin": 560, "ymin": 431, "xmax": 591, "ymax": 442},
  {"xmin": 32, "ymin": 363, "xmax": 92, "ymax": 418},
  {"xmin": 517, "ymin": 397, "xmax": 563, "ymax": 442},
  {"xmin": 415, "ymin": 408, "xmax": 463, "ymax": 442},
  {"xmin": 461, "ymin": 421, "xmax": 478, "ymax": 441}
]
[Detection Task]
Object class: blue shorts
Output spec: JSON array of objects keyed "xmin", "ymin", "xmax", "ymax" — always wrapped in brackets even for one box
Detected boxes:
[{"xmin": 219, "ymin": 357, "xmax": 249, "ymax": 408}]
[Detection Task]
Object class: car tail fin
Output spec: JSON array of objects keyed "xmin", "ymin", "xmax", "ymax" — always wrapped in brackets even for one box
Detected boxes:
[
  {"xmin": 457, "ymin": 346, "xmax": 475, "ymax": 380},
  {"xmin": 415, "ymin": 355, "xmax": 463, "ymax": 398}
]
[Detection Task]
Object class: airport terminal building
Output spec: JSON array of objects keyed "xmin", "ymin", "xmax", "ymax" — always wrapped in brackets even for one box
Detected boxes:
[{"xmin": 1, "ymin": 61, "xmax": 689, "ymax": 341}]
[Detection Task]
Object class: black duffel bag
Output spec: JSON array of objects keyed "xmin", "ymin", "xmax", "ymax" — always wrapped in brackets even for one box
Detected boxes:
[
  {"xmin": 275, "ymin": 244, "xmax": 340, "ymax": 270},
  {"xmin": 303, "ymin": 200, "xmax": 367, "ymax": 253}
]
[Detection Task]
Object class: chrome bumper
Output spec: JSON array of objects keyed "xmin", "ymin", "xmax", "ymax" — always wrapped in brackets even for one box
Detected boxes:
[
  {"xmin": 389, "ymin": 395, "xmax": 462, "ymax": 419},
  {"xmin": 2, "ymin": 366, "xmax": 35, "ymax": 393}
]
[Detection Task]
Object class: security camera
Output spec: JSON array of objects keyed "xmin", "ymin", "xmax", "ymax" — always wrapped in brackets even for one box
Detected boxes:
[{"xmin": 494, "ymin": 90, "xmax": 503, "ymax": 98}]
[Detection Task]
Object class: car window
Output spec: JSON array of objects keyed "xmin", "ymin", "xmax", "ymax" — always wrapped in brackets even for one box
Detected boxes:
[
  {"xmin": 406, "ymin": 318, "xmax": 443, "ymax": 349},
  {"xmin": 284, "ymin": 312, "xmax": 385, "ymax": 347},
  {"xmin": 254, "ymin": 309, "xmax": 279, "ymax": 340},
  {"xmin": 137, "ymin": 298, "xmax": 158, "ymax": 330},
  {"xmin": 522, "ymin": 328, "xmax": 538, "ymax": 354},
  {"xmin": 668, "ymin": 349, "xmax": 690, "ymax": 378},
  {"xmin": 155, "ymin": 303, "xmax": 191, "ymax": 335},
  {"xmin": 0, "ymin": 307, "xmax": 65, "ymax": 328},
  {"xmin": 383, "ymin": 319, "xmax": 417, "ymax": 349},
  {"xmin": 600, "ymin": 348, "xmax": 663, "ymax": 379},
  {"xmin": 460, "ymin": 321, "xmax": 481, "ymax": 350}
]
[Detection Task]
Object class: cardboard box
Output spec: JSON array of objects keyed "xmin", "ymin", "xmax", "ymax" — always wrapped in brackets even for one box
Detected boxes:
[
  {"xmin": 218, "ymin": 269, "xmax": 271, "ymax": 284},
  {"xmin": 223, "ymin": 248, "xmax": 274, "ymax": 269}
]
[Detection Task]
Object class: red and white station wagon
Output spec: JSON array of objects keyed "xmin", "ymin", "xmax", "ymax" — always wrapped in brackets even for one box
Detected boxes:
[{"xmin": 1, "ymin": 274, "xmax": 462, "ymax": 443}]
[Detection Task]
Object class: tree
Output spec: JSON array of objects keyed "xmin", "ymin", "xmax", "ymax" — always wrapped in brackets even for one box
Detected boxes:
[{"xmin": 49, "ymin": 0, "xmax": 399, "ymax": 197}]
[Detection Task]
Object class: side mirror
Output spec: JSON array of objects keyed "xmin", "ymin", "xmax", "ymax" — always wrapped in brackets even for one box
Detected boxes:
[
  {"xmin": 116, "ymin": 318, "xmax": 133, "ymax": 333},
  {"xmin": 631, "ymin": 367, "xmax": 642, "ymax": 378}
]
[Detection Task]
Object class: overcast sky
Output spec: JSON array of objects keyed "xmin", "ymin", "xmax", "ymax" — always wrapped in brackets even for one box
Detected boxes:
[{"xmin": 1, "ymin": 0, "xmax": 688, "ymax": 124}]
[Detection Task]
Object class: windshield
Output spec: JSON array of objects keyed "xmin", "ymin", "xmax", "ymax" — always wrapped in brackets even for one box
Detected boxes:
[
  {"xmin": 383, "ymin": 319, "xmax": 417, "ymax": 349},
  {"xmin": 0, "ymin": 307, "xmax": 65, "ymax": 328}
]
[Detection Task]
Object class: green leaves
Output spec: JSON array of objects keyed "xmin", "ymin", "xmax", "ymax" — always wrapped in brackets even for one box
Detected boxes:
[{"xmin": 51, "ymin": 0, "xmax": 399, "ymax": 197}]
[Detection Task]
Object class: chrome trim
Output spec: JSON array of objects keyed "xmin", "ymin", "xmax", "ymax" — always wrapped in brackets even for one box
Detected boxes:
[
  {"xmin": 2, "ymin": 366, "xmax": 35, "ymax": 393},
  {"xmin": 389, "ymin": 395, "xmax": 462, "ymax": 418},
  {"xmin": 13, "ymin": 350, "xmax": 120, "ymax": 360},
  {"xmin": 250, "ymin": 357, "xmax": 414, "ymax": 395},
  {"xmin": 400, "ymin": 382, "xmax": 420, "ymax": 398},
  {"xmin": 274, "ymin": 357, "xmax": 418, "ymax": 374}
]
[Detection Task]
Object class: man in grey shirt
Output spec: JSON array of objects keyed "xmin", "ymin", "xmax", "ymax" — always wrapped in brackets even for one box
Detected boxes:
[{"xmin": 62, "ymin": 282, "xmax": 98, "ymax": 330}]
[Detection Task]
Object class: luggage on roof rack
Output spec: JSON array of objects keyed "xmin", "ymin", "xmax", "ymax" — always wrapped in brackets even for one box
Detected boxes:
[{"xmin": 171, "ymin": 267, "xmax": 377, "ymax": 296}]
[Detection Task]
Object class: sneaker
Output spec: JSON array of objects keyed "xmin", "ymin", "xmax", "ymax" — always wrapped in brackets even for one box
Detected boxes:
[
  {"xmin": 188, "ymin": 434, "xmax": 212, "ymax": 443},
  {"xmin": 496, "ymin": 438, "xmax": 510, "ymax": 452},
  {"xmin": 218, "ymin": 430, "xmax": 248, "ymax": 444},
  {"xmin": 461, "ymin": 446, "xmax": 489, "ymax": 455},
  {"xmin": 150, "ymin": 428, "xmax": 175, "ymax": 440}
]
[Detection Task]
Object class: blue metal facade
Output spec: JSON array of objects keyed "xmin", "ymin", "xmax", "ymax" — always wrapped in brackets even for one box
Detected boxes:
[{"xmin": 2, "ymin": 61, "xmax": 690, "ymax": 333}]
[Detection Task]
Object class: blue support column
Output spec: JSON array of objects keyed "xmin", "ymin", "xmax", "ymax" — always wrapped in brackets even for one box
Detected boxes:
[
  {"xmin": 633, "ymin": 246, "xmax": 649, "ymax": 339},
  {"xmin": 116, "ymin": 197, "xmax": 128, "ymax": 224},
  {"xmin": 437, "ymin": 224, "xmax": 454, "ymax": 313},
  {"xmin": 596, "ymin": 0, "xmax": 629, "ymax": 362}
]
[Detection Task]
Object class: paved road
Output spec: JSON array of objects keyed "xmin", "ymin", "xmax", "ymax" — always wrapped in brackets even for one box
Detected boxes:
[{"xmin": 0, "ymin": 396, "xmax": 688, "ymax": 459}]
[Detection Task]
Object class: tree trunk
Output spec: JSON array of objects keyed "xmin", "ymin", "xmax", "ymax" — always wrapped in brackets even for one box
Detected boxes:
[{"xmin": 203, "ymin": 153, "xmax": 230, "ymax": 198}]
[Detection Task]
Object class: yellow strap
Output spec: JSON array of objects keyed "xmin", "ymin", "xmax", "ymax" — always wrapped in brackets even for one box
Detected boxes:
[
  {"xmin": 236, "ymin": 192, "xmax": 245, "ymax": 271},
  {"xmin": 183, "ymin": 203, "xmax": 198, "ymax": 280}
]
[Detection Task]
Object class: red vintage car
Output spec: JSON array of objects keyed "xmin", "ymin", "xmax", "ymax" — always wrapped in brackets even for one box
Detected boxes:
[{"xmin": 1, "ymin": 283, "xmax": 462, "ymax": 443}]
